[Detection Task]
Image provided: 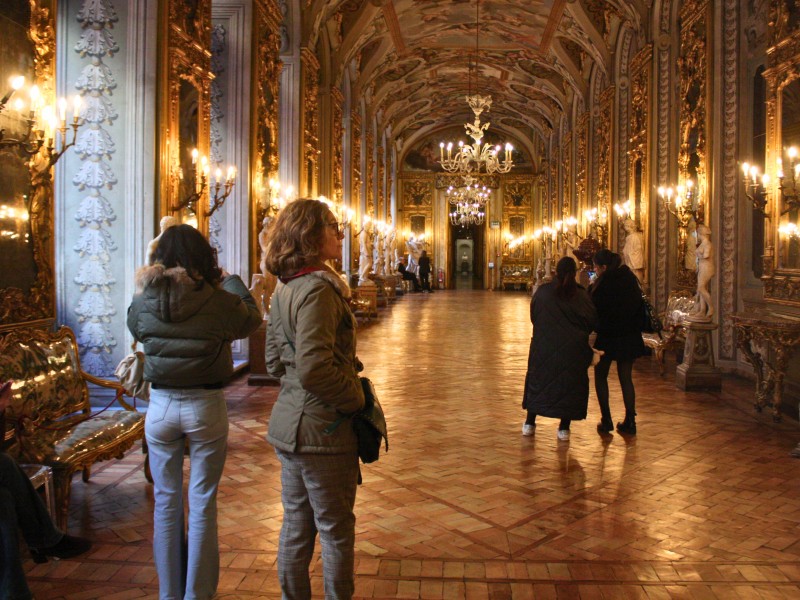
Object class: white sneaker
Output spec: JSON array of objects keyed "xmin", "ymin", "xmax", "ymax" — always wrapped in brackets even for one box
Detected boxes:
[
  {"xmin": 522, "ymin": 424, "xmax": 535, "ymax": 436},
  {"xmin": 557, "ymin": 429, "xmax": 570, "ymax": 441}
]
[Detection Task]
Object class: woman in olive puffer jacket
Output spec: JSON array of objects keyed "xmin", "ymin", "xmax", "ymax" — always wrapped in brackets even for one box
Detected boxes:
[
  {"xmin": 127, "ymin": 224, "xmax": 261, "ymax": 600},
  {"xmin": 264, "ymin": 199, "xmax": 365, "ymax": 600}
]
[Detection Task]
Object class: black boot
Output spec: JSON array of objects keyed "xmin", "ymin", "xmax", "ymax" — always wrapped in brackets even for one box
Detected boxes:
[
  {"xmin": 616, "ymin": 418, "xmax": 637, "ymax": 435},
  {"xmin": 30, "ymin": 534, "xmax": 92, "ymax": 563},
  {"xmin": 596, "ymin": 419, "xmax": 613, "ymax": 434}
]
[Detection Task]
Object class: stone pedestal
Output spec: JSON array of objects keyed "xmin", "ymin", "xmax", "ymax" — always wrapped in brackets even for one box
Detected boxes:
[
  {"xmin": 676, "ymin": 319, "xmax": 721, "ymax": 391},
  {"xmin": 248, "ymin": 320, "xmax": 280, "ymax": 386},
  {"xmin": 356, "ymin": 282, "xmax": 378, "ymax": 317}
]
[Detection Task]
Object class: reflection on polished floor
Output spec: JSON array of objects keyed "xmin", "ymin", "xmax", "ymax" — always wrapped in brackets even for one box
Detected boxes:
[{"xmin": 26, "ymin": 291, "xmax": 800, "ymax": 599}]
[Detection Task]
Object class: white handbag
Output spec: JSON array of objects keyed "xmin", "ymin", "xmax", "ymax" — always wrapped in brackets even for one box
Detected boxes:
[{"xmin": 114, "ymin": 342, "xmax": 150, "ymax": 401}]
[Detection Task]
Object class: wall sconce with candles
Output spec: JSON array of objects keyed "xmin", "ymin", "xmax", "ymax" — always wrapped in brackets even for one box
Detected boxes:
[
  {"xmin": 0, "ymin": 76, "xmax": 84, "ymax": 168},
  {"xmin": 584, "ymin": 206, "xmax": 609, "ymax": 246},
  {"xmin": 658, "ymin": 180, "xmax": 703, "ymax": 227},
  {"xmin": 205, "ymin": 166, "xmax": 237, "ymax": 217},
  {"xmin": 740, "ymin": 162, "xmax": 770, "ymax": 217},
  {"xmin": 614, "ymin": 199, "xmax": 634, "ymax": 221},
  {"xmin": 171, "ymin": 149, "xmax": 208, "ymax": 213}
]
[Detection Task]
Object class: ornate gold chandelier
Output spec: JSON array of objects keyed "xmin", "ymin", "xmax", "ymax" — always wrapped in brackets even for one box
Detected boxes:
[
  {"xmin": 438, "ymin": 0, "xmax": 513, "ymax": 175},
  {"xmin": 439, "ymin": 95, "xmax": 513, "ymax": 175}
]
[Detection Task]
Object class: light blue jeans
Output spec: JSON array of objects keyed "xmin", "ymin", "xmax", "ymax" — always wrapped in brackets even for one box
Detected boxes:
[{"xmin": 145, "ymin": 387, "xmax": 228, "ymax": 600}]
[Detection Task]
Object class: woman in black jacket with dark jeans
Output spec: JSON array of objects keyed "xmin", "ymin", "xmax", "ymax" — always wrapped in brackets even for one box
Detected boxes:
[{"xmin": 591, "ymin": 250, "xmax": 646, "ymax": 435}]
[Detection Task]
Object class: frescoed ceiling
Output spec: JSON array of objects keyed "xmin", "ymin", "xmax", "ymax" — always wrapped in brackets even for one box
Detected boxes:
[{"xmin": 310, "ymin": 0, "xmax": 646, "ymax": 163}]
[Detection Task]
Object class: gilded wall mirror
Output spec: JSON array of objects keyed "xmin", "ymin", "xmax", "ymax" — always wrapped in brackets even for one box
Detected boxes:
[
  {"xmin": 0, "ymin": 0, "xmax": 55, "ymax": 328},
  {"xmin": 159, "ymin": 0, "xmax": 212, "ymax": 235},
  {"xmin": 779, "ymin": 77, "xmax": 800, "ymax": 270},
  {"xmin": 508, "ymin": 215, "xmax": 526, "ymax": 259}
]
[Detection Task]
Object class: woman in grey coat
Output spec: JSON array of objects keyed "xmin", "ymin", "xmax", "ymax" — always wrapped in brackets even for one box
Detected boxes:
[
  {"xmin": 264, "ymin": 199, "xmax": 365, "ymax": 599},
  {"xmin": 127, "ymin": 225, "xmax": 262, "ymax": 600},
  {"xmin": 522, "ymin": 256, "xmax": 598, "ymax": 441}
]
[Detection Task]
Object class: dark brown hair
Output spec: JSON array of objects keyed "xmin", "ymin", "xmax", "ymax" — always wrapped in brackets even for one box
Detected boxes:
[
  {"xmin": 555, "ymin": 256, "xmax": 578, "ymax": 299},
  {"xmin": 263, "ymin": 199, "xmax": 330, "ymax": 276},
  {"xmin": 153, "ymin": 224, "xmax": 222, "ymax": 288}
]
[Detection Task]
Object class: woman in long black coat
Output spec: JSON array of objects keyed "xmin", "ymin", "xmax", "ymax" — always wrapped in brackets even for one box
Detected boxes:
[
  {"xmin": 591, "ymin": 249, "xmax": 646, "ymax": 435},
  {"xmin": 523, "ymin": 257, "xmax": 598, "ymax": 441}
]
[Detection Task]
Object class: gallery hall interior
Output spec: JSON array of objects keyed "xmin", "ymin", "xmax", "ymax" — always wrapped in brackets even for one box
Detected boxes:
[{"xmin": 1, "ymin": 0, "xmax": 800, "ymax": 598}]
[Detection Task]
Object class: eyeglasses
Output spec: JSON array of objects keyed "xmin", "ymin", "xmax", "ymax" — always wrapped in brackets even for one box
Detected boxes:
[{"xmin": 326, "ymin": 221, "xmax": 345, "ymax": 236}]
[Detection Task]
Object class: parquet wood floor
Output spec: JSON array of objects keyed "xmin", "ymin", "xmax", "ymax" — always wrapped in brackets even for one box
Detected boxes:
[{"xmin": 24, "ymin": 291, "xmax": 800, "ymax": 599}]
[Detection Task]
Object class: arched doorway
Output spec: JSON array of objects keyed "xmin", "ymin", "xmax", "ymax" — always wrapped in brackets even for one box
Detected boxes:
[{"xmin": 449, "ymin": 222, "xmax": 485, "ymax": 289}]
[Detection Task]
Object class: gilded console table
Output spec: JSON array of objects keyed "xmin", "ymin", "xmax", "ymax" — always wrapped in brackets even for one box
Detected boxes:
[{"xmin": 730, "ymin": 313, "xmax": 800, "ymax": 422}]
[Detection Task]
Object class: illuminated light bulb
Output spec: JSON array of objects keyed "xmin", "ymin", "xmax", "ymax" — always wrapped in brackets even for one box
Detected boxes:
[{"xmin": 10, "ymin": 75, "xmax": 24, "ymax": 90}]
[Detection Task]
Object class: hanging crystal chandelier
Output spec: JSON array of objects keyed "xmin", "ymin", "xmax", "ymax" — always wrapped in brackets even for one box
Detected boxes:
[
  {"xmin": 447, "ymin": 174, "xmax": 489, "ymax": 226},
  {"xmin": 438, "ymin": 0, "xmax": 513, "ymax": 175}
]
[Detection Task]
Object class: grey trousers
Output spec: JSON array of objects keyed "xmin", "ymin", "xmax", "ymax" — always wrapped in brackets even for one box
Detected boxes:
[{"xmin": 275, "ymin": 448, "xmax": 359, "ymax": 600}]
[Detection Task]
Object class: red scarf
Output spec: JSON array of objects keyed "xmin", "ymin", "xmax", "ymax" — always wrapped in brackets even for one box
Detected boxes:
[{"xmin": 279, "ymin": 265, "xmax": 326, "ymax": 284}]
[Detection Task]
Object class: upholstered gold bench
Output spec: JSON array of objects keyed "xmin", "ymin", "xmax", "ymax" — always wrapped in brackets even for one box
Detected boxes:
[
  {"xmin": 642, "ymin": 290, "xmax": 694, "ymax": 375},
  {"xmin": 0, "ymin": 326, "xmax": 146, "ymax": 529}
]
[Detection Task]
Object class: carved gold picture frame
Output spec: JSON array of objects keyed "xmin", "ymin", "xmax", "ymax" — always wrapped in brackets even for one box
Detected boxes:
[
  {"xmin": 762, "ymin": 25, "xmax": 800, "ymax": 305},
  {"xmin": 0, "ymin": 0, "xmax": 56, "ymax": 330}
]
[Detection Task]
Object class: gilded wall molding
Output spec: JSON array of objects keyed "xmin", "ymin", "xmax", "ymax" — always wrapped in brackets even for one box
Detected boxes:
[
  {"xmin": 615, "ymin": 29, "xmax": 634, "ymax": 219},
  {"xmin": 365, "ymin": 124, "xmax": 374, "ymax": 215},
  {"xmin": 655, "ymin": 0, "xmax": 672, "ymax": 310},
  {"xmin": 402, "ymin": 179, "xmax": 433, "ymax": 207},
  {"xmin": 576, "ymin": 112, "xmax": 589, "ymax": 210},
  {"xmin": 433, "ymin": 174, "xmax": 500, "ymax": 190},
  {"xmin": 301, "ymin": 47, "xmax": 319, "ymax": 197},
  {"xmin": 597, "ymin": 86, "xmax": 614, "ymax": 208},
  {"xmin": 377, "ymin": 143, "xmax": 385, "ymax": 218},
  {"xmin": 719, "ymin": 0, "xmax": 740, "ymax": 358},
  {"xmin": 331, "ymin": 86, "xmax": 344, "ymax": 203},
  {"xmin": 561, "ymin": 132, "xmax": 572, "ymax": 218}
]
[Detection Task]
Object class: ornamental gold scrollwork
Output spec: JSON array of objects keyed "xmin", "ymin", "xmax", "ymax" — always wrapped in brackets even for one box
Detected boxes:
[
  {"xmin": 331, "ymin": 87, "xmax": 344, "ymax": 203},
  {"xmin": 301, "ymin": 48, "xmax": 320, "ymax": 198},
  {"xmin": 365, "ymin": 125, "xmax": 375, "ymax": 216},
  {"xmin": 576, "ymin": 113, "xmax": 589, "ymax": 209},
  {"xmin": 403, "ymin": 179, "xmax": 432, "ymax": 207},
  {"xmin": 504, "ymin": 181, "xmax": 532, "ymax": 207},
  {"xmin": 562, "ymin": 133, "xmax": 572, "ymax": 218},
  {"xmin": 0, "ymin": 0, "xmax": 56, "ymax": 328}
]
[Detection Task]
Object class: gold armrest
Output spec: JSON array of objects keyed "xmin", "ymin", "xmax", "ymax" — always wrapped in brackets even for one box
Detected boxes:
[{"xmin": 81, "ymin": 371, "xmax": 137, "ymax": 411}]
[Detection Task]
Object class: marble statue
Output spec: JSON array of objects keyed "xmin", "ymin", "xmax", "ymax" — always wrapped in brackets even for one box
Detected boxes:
[
  {"xmin": 406, "ymin": 237, "xmax": 424, "ymax": 276},
  {"xmin": 358, "ymin": 222, "xmax": 375, "ymax": 284},
  {"xmin": 375, "ymin": 230, "xmax": 385, "ymax": 277},
  {"xmin": 146, "ymin": 215, "xmax": 179, "ymax": 264},
  {"xmin": 621, "ymin": 218, "xmax": 645, "ymax": 283},
  {"xmin": 384, "ymin": 227, "xmax": 396, "ymax": 276},
  {"xmin": 692, "ymin": 224, "xmax": 715, "ymax": 320}
]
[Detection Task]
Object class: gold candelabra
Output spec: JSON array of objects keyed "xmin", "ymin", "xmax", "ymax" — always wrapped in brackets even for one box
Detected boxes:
[
  {"xmin": 584, "ymin": 205, "xmax": 609, "ymax": 246},
  {"xmin": 741, "ymin": 162, "xmax": 770, "ymax": 217},
  {"xmin": 171, "ymin": 150, "xmax": 209, "ymax": 213},
  {"xmin": 658, "ymin": 180, "xmax": 702, "ymax": 227},
  {"xmin": 613, "ymin": 199, "xmax": 634, "ymax": 221},
  {"xmin": 0, "ymin": 77, "xmax": 83, "ymax": 166},
  {"xmin": 205, "ymin": 166, "xmax": 237, "ymax": 217}
]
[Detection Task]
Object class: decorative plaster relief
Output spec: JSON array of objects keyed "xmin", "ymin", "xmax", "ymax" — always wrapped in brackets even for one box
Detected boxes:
[{"xmin": 72, "ymin": 0, "xmax": 119, "ymax": 376}]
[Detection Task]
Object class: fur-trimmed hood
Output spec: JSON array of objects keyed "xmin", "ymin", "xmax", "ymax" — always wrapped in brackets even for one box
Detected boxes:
[
  {"xmin": 134, "ymin": 264, "xmax": 216, "ymax": 323},
  {"xmin": 275, "ymin": 266, "xmax": 352, "ymax": 300}
]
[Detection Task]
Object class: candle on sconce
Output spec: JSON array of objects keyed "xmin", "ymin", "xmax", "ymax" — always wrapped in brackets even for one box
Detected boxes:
[
  {"xmin": 227, "ymin": 166, "xmax": 236, "ymax": 181},
  {"xmin": 191, "ymin": 148, "xmax": 199, "ymax": 165},
  {"xmin": 58, "ymin": 97, "xmax": 67, "ymax": 128},
  {"xmin": 72, "ymin": 95, "xmax": 82, "ymax": 124}
]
